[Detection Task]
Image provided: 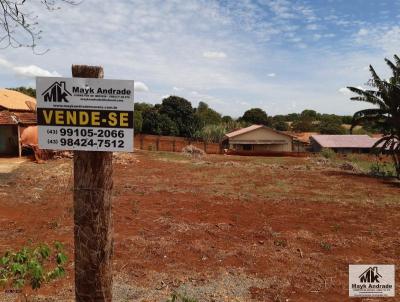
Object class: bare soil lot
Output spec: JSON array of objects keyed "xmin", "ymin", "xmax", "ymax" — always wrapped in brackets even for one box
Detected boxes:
[{"xmin": 0, "ymin": 151, "xmax": 399, "ymax": 301}]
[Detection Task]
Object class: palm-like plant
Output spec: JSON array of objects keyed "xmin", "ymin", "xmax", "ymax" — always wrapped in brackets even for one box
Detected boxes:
[{"xmin": 347, "ymin": 55, "xmax": 400, "ymax": 178}]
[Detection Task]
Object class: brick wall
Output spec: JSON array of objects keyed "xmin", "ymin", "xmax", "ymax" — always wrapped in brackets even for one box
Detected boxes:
[{"xmin": 134, "ymin": 134, "xmax": 222, "ymax": 154}]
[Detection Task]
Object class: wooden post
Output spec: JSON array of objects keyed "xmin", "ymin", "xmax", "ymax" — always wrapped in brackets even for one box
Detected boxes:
[
  {"xmin": 17, "ymin": 125, "xmax": 22, "ymax": 157},
  {"xmin": 72, "ymin": 65, "xmax": 113, "ymax": 302}
]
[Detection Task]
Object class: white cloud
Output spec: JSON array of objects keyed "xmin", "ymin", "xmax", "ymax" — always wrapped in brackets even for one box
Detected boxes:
[
  {"xmin": 355, "ymin": 25, "xmax": 400, "ymax": 55},
  {"xmin": 0, "ymin": 57, "xmax": 60, "ymax": 78},
  {"xmin": 203, "ymin": 51, "xmax": 227, "ymax": 59},
  {"xmin": 267, "ymin": 73, "xmax": 276, "ymax": 77},
  {"xmin": 378, "ymin": 26, "xmax": 400, "ymax": 55},
  {"xmin": 0, "ymin": 0, "xmax": 395, "ymax": 116},
  {"xmin": 306, "ymin": 24, "xmax": 318, "ymax": 30},
  {"xmin": 13, "ymin": 65, "xmax": 61, "ymax": 77},
  {"xmin": 339, "ymin": 87, "xmax": 351, "ymax": 95},
  {"xmin": 358, "ymin": 28, "xmax": 369, "ymax": 36},
  {"xmin": 134, "ymin": 81, "xmax": 149, "ymax": 92}
]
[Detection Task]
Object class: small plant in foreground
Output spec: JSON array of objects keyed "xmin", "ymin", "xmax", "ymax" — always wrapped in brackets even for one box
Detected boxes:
[
  {"xmin": 320, "ymin": 241, "xmax": 332, "ymax": 251},
  {"xmin": 0, "ymin": 242, "xmax": 67, "ymax": 301},
  {"xmin": 166, "ymin": 292, "xmax": 198, "ymax": 302}
]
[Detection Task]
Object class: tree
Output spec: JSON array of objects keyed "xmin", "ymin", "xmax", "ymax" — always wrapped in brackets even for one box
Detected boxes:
[
  {"xmin": 134, "ymin": 102, "xmax": 153, "ymax": 112},
  {"xmin": 195, "ymin": 101, "xmax": 222, "ymax": 126},
  {"xmin": 273, "ymin": 120, "xmax": 289, "ymax": 131},
  {"xmin": 271, "ymin": 115, "xmax": 289, "ymax": 131},
  {"xmin": 134, "ymin": 111, "xmax": 143, "ymax": 133},
  {"xmin": 142, "ymin": 109, "xmax": 178, "ymax": 136},
  {"xmin": 318, "ymin": 118, "xmax": 345, "ymax": 134},
  {"xmin": 158, "ymin": 113, "xmax": 179, "ymax": 136},
  {"xmin": 341, "ymin": 115, "xmax": 353, "ymax": 124},
  {"xmin": 347, "ymin": 55, "xmax": 400, "ymax": 178},
  {"xmin": 159, "ymin": 96, "xmax": 200, "ymax": 137},
  {"xmin": 8, "ymin": 86, "xmax": 36, "ymax": 97},
  {"xmin": 0, "ymin": 0, "xmax": 78, "ymax": 51},
  {"xmin": 287, "ymin": 113, "xmax": 300, "ymax": 121},
  {"xmin": 300, "ymin": 109, "xmax": 318, "ymax": 120},
  {"xmin": 241, "ymin": 108, "xmax": 270, "ymax": 126},
  {"xmin": 221, "ymin": 115, "xmax": 233, "ymax": 123},
  {"xmin": 291, "ymin": 117, "xmax": 315, "ymax": 132}
]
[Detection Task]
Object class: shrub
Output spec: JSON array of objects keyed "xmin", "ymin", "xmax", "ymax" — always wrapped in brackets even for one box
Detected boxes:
[
  {"xmin": 166, "ymin": 292, "xmax": 198, "ymax": 302},
  {"xmin": 320, "ymin": 148, "xmax": 336, "ymax": 159},
  {"xmin": 369, "ymin": 162, "xmax": 394, "ymax": 177},
  {"xmin": 0, "ymin": 242, "xmax": 67, "ymax": 300}
]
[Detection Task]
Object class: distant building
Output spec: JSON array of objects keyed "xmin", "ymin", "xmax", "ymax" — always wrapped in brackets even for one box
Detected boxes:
[
  {"xmin": 310, "ymin": 134, "xmax": 378, "ymax": 153},
  {"xmin": 0, "ymin": 89, "xmax": 36, "ymax": 156},
  {"xmin": 284, "ymin": 131, "xmax": 319, "ymax": 152},
  {"xmin": 224, "ymin": 125, "xmax": 294, "ymax": 153}
]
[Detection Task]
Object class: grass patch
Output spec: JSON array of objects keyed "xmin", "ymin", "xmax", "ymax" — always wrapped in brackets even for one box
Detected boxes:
[{"xmin": 166, "ymin": 292, "xmax": 198, "ymax": 302}]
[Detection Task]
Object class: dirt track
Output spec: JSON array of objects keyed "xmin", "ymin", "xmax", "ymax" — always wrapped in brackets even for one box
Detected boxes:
[{"xmin": 0, "ymin": 151, "xmax": 399, "ymax": 301}]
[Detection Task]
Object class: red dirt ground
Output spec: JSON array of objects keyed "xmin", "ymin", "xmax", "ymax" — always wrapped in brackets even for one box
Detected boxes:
[{"xmin": 0, "ymin": 151, "xmax": 399, "ymax": 301}]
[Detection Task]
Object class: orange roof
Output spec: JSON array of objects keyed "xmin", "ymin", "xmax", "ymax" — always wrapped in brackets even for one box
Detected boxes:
[
  {"xmin": 13, "ymin": 112, "xmax": 37, "ymax": 125},
  {"xmin": 0, "ymin": 111, "xmax": 17, "ymax": 125},
  {"xmin": 290, "ymin": 132, "xmax": 319, "ymax": 143},
  {"xmin": 0, "ymin": 89, "xmax": 36, "ymax": 111},
  {"xmin": 0, "ymin": 111, "xmax": 36, "ymax": 125}
]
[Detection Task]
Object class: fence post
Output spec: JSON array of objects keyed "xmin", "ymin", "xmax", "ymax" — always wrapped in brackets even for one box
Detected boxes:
[{"xmin": 72, "ymin": 65, "xmax": 113, "ymax": 302}]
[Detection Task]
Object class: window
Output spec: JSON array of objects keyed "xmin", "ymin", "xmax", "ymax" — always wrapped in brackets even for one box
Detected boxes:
[{"xmin": 243, "ymin": 144, "xmax": 252, "ymax": 151}]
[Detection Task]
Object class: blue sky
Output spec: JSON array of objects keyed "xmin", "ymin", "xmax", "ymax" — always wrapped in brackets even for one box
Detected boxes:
[{"xmin": 0, "ymin": 0, "xmax": 399, "ymax": 117}]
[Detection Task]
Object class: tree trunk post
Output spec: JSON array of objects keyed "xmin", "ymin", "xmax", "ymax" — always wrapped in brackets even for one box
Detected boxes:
[{"xmin": 72, "ymin": 65, "xmax": 113, "ymax": 302}]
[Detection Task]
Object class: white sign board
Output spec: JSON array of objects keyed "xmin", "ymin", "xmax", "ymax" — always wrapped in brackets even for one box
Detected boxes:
[
  {"xmin": 349, "ymin": 265, "xmax": 395, "ymax": 297},
  {"xmin": 36, "ymin": 77, "xmax": 134, "ymax": 152}
]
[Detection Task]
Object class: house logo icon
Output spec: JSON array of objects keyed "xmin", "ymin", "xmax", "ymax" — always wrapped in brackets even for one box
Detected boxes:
[
  {"xmin": 359, "ymin": 267, "xmax": 382, "ymax": 283},
  {"xmin": 42, "ymin": 81, "xmax": 71, "ymax": 103}
]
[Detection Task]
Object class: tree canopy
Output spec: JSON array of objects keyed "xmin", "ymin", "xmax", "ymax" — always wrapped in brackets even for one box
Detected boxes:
[
  {"xmin": 240, "ymin": 108, "xmax": 271, "ymax": 126},
  {"xmin": 348, "ymin": 54, "xmax": 400, "ymax": 178},
  {"xmin": 195, "ymin": 101, "xmax": 222, "ymax": 126},
  {"xmin": 159, "ymin": 96, "xmax": 200, "ymax": 137}
]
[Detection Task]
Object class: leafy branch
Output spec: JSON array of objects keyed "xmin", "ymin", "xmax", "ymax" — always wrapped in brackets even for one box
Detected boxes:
[
  {"xmin": 0, "ymin": 0, "xmax": 79, "ymax": 53},
  {"xmin": 0, "ymin": 241, "xmax": 68, "ymax": 300}
]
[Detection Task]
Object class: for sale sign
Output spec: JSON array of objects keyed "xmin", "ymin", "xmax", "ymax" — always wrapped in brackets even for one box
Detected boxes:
[{"xmin": 36, "ymin": 77, "xmax": 134, "ymax": 152}]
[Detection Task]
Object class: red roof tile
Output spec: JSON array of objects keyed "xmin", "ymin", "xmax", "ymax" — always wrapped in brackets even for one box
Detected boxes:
[
  {"xmin": 13, "ymin": 112, "xmax": 37, "ymax": 125},
  {"xmin": 0, "ymin": 111, "xmax": 18, "ymax": 125}
]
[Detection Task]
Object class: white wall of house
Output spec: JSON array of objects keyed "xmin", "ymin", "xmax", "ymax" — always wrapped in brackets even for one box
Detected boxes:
[{"xmin": 229, "ymin": 127, "xmax": 293, "ymax": 152}]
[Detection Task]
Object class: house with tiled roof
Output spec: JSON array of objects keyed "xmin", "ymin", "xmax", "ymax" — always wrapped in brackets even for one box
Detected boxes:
[
  {"xmin": 224, "ymin": 125, "xmax": 294, "ymax": 153},
  {"xmin": 0, "ymin": 89, "xmax": 37, "ymax": 156}
]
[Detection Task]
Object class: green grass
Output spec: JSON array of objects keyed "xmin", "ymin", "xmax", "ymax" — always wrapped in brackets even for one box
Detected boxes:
[{"xmin": 337, "ymin": 154, "xmax": 396, "ymax": 176}]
